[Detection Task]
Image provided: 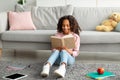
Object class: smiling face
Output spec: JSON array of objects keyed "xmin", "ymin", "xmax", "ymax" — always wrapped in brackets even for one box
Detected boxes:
[{"xmin": 62, "ymin": 19, "xmax": 71, "ymax": 35}]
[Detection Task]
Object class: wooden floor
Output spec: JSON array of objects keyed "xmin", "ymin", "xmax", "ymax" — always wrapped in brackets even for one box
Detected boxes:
[{"xmin": 0, "ymin": 48, "xmax": 2, "ymax": 57}]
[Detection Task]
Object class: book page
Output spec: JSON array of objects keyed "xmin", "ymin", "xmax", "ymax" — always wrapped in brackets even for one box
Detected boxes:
[
  {"xmin": 63, "ymin": 37, "xmax": 75, "ymax": 49},
  {"xmin": 51, "ymin": 36, "xmax": 63, "ymax": 48}
]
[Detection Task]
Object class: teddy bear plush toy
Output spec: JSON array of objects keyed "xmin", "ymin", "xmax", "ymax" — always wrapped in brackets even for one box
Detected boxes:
[
  {"xmin": 109, "ymin": 12, "xmax": 120, "ymax": 22},
  {"xmin": 96, "ymin": 19, "xmax": 117, "ymax": 32},
  {"xmin": 96, "ymin": 12, "xmax": 120, "ymax": 32},
  {"xmin": 110, "ymin": 12, "xmax": 120, "ymax": 32}
]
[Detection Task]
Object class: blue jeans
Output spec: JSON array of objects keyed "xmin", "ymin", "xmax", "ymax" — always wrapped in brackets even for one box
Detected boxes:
[{"xmin": 47, "ymin": 50, "xmax": 75, "ymax": 66}]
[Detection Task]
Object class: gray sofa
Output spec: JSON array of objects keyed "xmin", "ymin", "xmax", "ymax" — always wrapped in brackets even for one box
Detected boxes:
[{"xmin": 1, "ymin": 5, "xmax": 120, "ymax": 54}]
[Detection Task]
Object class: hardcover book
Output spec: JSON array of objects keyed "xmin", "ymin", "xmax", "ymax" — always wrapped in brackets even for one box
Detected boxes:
[
  {"xmin": 51, "ymin": 35, "xmax": 75, "ymax": 49},
  {"xmin": 86, "ymin": 71, "xmax": 115, "ymax": 79}
]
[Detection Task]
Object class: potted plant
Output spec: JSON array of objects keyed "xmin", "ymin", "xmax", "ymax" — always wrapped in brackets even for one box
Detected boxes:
[{"xmin": 17, "ymin": 0, "xmax": 26, "ymax": 5}]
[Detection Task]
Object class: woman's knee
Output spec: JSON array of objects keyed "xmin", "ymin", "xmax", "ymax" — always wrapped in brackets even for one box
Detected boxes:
[
  {"xmin": 61, "ymin": 50, "xmax": 67, "ymax": 53},
  {"xmin": 53, "ymin": 49, "xmax": 59, "ymax": 53},
  {"xmin": 60, "ymin": 50, "xmax": 69, "ymax": 55},
  {"xmin": 52, "ymin": 50, "xmax": 60, "ymax": 55}
]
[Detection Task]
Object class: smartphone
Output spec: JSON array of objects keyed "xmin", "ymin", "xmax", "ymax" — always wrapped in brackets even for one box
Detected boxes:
[{"xmin": 2, "ymin": 73, "xmax": 28, "ymax": 80}]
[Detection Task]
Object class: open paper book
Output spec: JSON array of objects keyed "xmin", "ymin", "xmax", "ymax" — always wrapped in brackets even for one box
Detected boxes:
[{"xmin": 51, "ymin": 35, "xmax": 75, "ymax": 49}]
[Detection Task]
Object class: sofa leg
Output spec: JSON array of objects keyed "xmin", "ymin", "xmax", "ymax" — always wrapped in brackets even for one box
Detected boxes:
[
  {"xmin": 13, "ymin": 49, "xmax": 17, "ymax": 56},
  {"xmin": 0, "ymin": 48, "xmax": 2, "ymax": 58}
]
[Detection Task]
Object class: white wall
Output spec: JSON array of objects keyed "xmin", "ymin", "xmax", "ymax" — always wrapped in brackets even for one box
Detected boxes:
[
  {"xmin": 0, "ymin": 0, "xmax": 36, "ymax": 12},
  {"xmin": 1, "ymin": 0, "xmax": 120, "ymax": 12},
  {"xmin": 36, "ymin": 0, "xmax": 120, "ymax": 7},
  {"xmin": 66, "ymin": 0, "xmax": 96, "ymax": 7},
  {"xmin": 97, "ymin": 0, "xmax": 120, "ymax": 7},
  {"xmin": 36, "ymin": 0, "xmax": 96, "ymax": 7},
  {"xmin": 36, "ymin": 0, "xmax": 66, "ymax": 7}
]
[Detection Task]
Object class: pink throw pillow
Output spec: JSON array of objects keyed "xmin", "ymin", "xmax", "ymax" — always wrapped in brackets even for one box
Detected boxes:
[{"xmin": 9, "ymin": 11, "xmax": 36, "ymax": 30}]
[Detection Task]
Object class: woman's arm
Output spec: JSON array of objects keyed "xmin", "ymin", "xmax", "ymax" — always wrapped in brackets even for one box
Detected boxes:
[{"xmin": 62, "ymin": 47, "xmax": 73, "ymax": 55}]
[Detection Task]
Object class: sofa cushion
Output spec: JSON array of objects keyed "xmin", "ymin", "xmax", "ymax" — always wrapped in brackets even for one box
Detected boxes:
[
  {"xmin": 31, "ymin": 5, "xmax": 73, "ymax": 30},
  {"xmin": 15, "ymin": 4, "xmax": 33, "ymax": 12},
  {"xmin": 73, "ymin": 7, "xmax": 120, "ymax": 31},
  {"xmin": 1, "ymin": 30, "xmax": 57, "ymax": 42},
  {"xmin": 9, "ymin": 11, "xmax": 36, "ymax": 30},
  {"xmin": 2, "ymin": 30, "xmax": 120, "ymax": 44},
  {"xmin": 80, "ymin": 31, "xmax": 120, "ymax": 44}
]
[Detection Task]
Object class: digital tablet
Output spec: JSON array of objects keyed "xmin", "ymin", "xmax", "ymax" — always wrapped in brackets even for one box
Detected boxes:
[{"xmin": 2, "ymin": 73, "xmax": 28, "ymax": 80}]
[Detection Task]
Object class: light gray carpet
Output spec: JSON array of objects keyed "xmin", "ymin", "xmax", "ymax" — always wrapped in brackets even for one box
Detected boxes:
[{"xmin": 0, "ymin": 60, "xmax": 120, "ymax": 80}]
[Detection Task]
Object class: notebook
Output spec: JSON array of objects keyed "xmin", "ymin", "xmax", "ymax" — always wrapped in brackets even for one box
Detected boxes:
[{"xmin": 86, "ymin": 71, "xmax": 115, "ymax": 79}]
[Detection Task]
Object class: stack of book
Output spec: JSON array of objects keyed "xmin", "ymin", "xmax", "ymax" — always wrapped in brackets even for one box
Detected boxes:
[{"xmin": 86, "ymin": 71, "xmax": 115, "ymax": 79}]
